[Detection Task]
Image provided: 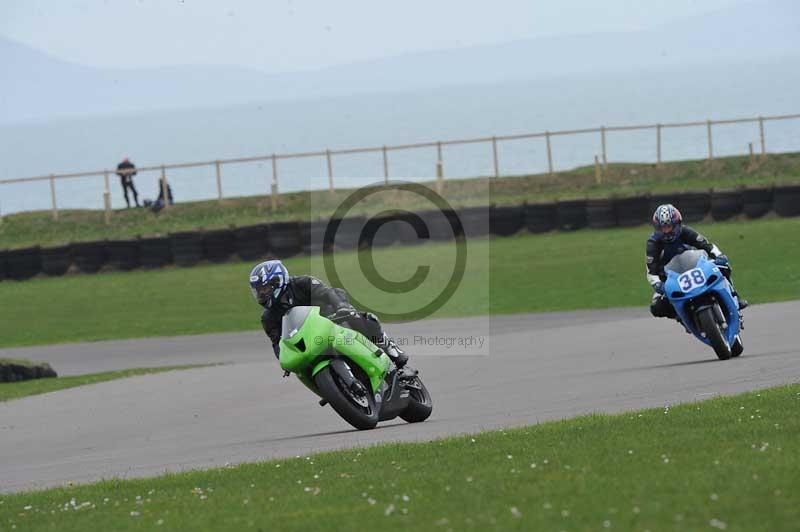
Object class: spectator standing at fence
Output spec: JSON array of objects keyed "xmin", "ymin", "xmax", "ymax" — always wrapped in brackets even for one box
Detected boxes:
[{"xmin": 116, "ymin": 157, "xmax": 140, "ymax": 208}]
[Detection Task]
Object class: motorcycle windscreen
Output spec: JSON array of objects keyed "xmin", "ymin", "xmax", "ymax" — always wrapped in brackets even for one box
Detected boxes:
[
  {"xmin": 664, "ymin": 249, "xmax": 708, "ymax": 274},
  {"xmin": 281, "ymin": 306, "xmax": 315, "ymax": 339}
]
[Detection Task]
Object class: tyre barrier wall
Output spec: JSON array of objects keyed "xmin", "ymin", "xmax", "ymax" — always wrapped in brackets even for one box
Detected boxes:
[
  {"xmin": 170, "ymin": 232, "xmax": 205, "ymax": 267},
  {"xmin": 72, "ymin": 241, "xmax": 108, "ymax": 274},
  {"xmin": 40, "ymin": 245, "xmax": 71, "ymax": 277},
  {"xmin": 710, "ymin": 191, "xmax": 743, "ymax": 221},
  {"xmin": 742, "ymin": 188, "xmax": 772, "ymax": 219},
  {"xmin": 203, "ymin": 229, "xmax": 236, "ymax": 263},
  {"xmin": 108, "ymin": 240, "xmax": 140, "ymax": 271},
  {"xmin": 2, "ymin": 186, "xmax": 799, "ymax": 282},
  {"xmin": 586, "ymin": 199, "xmax": 616, "ymax": 229},
  {"xmin": 234, "ymin": 224, "xmax": 271, "ymax": 261},
  {"xmin": 773, "ymin": 185, "xmax": 800, "ymax": 217},
  {"xmin": 557, "ymin": 200, "xmax": 588, "ymax": 231},
  {"xmin": 139, "ymin": 238, "xmax": 173, "ymax": 269},
  {"xmin": 5, "ymin": 246, "xmax": 42, "ymax": 280}
]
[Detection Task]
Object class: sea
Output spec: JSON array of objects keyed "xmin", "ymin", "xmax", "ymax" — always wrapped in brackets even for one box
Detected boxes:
[{"xmin": 1, "ymin": 58, "xmax": 798, "ymax": 215}]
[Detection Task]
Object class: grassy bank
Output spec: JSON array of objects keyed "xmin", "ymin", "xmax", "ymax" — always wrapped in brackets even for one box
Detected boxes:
[
  {"xmin": 2, "ymin": 383, "xmax": 798, "ymax": 531},
  {"xmin": 1, "ymin": 152, "xmax": 799, "ymax": 249},
  {"xmin": 0, "ymin": 365, "xmax": 217, "ymax": 403},
  {"xmin": 1, "ymin": 217, "xmax": 798, "ymax": 348}
]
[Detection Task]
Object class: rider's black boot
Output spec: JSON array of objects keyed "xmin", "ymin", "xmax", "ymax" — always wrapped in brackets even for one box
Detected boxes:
[{"xmin": 378, "ymin": 333, "xmax": 408, "ymax": 369}]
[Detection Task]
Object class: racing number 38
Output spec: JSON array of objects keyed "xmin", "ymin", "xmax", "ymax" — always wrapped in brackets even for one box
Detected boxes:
[{"xmin": 678, "ymin": 268, "xmax": 706, "ymax": 292}]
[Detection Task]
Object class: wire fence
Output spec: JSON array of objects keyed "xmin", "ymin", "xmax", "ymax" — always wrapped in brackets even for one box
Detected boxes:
[{"xmin": 1, "ymin": 112, "xmax": 798, "ymax": 222}]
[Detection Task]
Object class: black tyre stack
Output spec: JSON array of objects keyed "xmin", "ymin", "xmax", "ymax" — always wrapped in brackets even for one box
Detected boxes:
[
  {"xmin": 556, "ymin": 200, "xmax": 587, "ymax": 231},
  {"xmin": 742, "ymin": 187, "xmax": 772, "ymax": 219},
  {"xmin": 710, "ymin": 190, "xmax": 743, "ymax": 221},
  {"xmin": 0, "ymin": 250, "xmax": 6, "ymax": 281},
  {"xmin": 333, "ymin": 215, "xmax": 367, "ymax": 250},
  {"xmin": 234, "ymin": 224, "xmax": 271, "ymax": 260},
  {"xmin": 614, "ymin": 196, "xmax": 650, "ymax": 227},
  {"xmin": 490, "ymin": 205, "xmax": 524, "ymax": 236},
  {"xmin": 525, "ymin": 203, "xmax": 557, "ymax": 233},
  {"xmin": 361, "ymin": 213, "xmax": 399, "ymax": 248},
  {"xmin": 40, "ymin": 245, "xmax": 72, "ymax": 277},
  {"xmin": 139, "ymin": 237, "xmax": 172, "ymax": 269},
  {"xmin": 586, "ymin": 199, "xmax": 616, "ymax": 229},
  {"xmin": 458, "ymin": 206, "xmax": 491, "ymax": 239},
  {"xmin": 270, "ymin": 221, "xmax": 303, "ymax": 257},
  {"xmin": 302, "ymin": 219, "xmax": 332, "ymax": 255},
  {"xmin": 170, "ymin": 232, "xmax": 205, "ymax": 267},
  {"xmin": 773, "ymin": 185, "xmax": 800, "ymax": 217},
  {"xmin": 5, "ymin": 247, "xmax": 42, "ymax": 280},
  {"xmin": 72, "ymin": 241, "xmax": 108, "ymax": 273},
  {"xmin": 107, "ymin": 240, "xmax": 141, "ymax": 271},
  {"xmin": 203, "ymin": 228, "xmax": 236, "ymax": 262}
]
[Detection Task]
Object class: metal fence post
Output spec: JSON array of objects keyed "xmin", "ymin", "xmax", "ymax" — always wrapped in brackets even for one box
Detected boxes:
[
  {"xmin": 491, "ymin": 136, "xmax": 499, "ymax": 178},
  {"xmin": 656, "ymin": 124, "xmax": 662, "ymax": 168},
  {"xmin": 271, "ymin": 154, "xmax": 279, "ymax": 211},
  {"xmin": 594, "ymin": 155, "xmax": 602, "ymax": 184},
  {"xmin": 748, "ymin": 142, "xmax": 755, "ymax": 165},
  {"xmin": 706, "ymin": 120, "xmax": 714, "ymax": 162},
  {"xmin": 160, "ymin": 166, "xmax": 170, "ymax": 209},
  {"xmin": 49, "ymin": 174, "xmax": 58, "ymax": 221},
  {"xmin": 215, "ymin": 160, "xmax": 223, "ymax": 202},
  {"xmin": 435, "ymin": 141, "xmax": 444, "ymax": 194},
  {"xmin": 759, "ymin": 116, "xmax": 766, "ymax": 159},
  {"xmin": 382, "ymin": 146, "xmax": 389, "ymax": 184},
  {"xmin": 545, "ymin": 131, "xmax": 554, "ymax": 175},
  {"xmin": 103, "ymin": 170, "xmax": 111, "ymax": 225},
  {"xmin": 600, "ymin": 126, "xmax": 608, "ymax": 171},
  {"xmin": 326, "ymin": 149, "xmax": 334, "ymax": 195}
]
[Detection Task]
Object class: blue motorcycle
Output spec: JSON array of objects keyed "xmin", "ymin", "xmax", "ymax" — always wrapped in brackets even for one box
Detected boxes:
[{"xmin": 664, "ymin": 250, "xmax": 744, "ymax": 360}]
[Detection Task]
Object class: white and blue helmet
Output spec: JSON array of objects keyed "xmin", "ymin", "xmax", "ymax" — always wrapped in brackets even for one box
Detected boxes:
[{"xmin": 249, "ymin": 260, "xmax": 289, "ymax": 307}]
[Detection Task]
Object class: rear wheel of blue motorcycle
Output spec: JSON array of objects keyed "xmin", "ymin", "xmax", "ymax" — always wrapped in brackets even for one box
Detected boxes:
[
  {"xmin": 314, "ymin": 365, "xmax": 379, "ymax": 430},
  {"xmin": 400, "ymin": 377, "xmax": 433, "ymax": 423},
  {"xmin": 697, "ymin": 307, "xmax": 732, "ymax": 360}
]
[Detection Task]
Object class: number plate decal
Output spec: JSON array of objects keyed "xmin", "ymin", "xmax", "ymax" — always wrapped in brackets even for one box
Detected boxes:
[{"xmin": 677, "ymin": 268, "xmax": 707, "ymax": 293}]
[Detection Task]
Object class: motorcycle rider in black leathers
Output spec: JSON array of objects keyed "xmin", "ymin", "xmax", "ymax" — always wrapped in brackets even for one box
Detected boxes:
[
  {"xmin": 249, "ymin": 259, "xmax": 408, "ymax": 367},
  {"xmin": 647, "ymin": 204, "xmax": 748, "ymax": 319}
]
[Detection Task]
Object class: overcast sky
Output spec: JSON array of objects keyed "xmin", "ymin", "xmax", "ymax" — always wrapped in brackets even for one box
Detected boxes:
[{"xmin": 1, "ymin": 0, "xmax": 748, "ymax": 72}]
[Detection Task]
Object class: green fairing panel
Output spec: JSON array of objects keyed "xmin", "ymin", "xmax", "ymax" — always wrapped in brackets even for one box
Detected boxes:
[{"xmin": 278, "ymin": 306, "xmax": 390, "ymax": 393}]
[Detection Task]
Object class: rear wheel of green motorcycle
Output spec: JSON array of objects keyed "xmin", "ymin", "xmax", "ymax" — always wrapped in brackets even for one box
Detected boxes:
[
  {"xmin": 698, "ymin": 307, "xmax": 731, "ymax": 360},
  {"xmin": 314, "ymin": 365, "xmax": 379, "ymax": 430},
  {"xmin": 400, "ymin": 377, "xmax": 433, "ymax": 423}
]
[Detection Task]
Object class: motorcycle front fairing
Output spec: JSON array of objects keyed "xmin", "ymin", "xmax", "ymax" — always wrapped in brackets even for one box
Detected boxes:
[
  {"xmin": 279, "ymin": 306, "xmax": 391, "ymax": 395},
  {"xmin": 664, "ymin": 253, "xmax": 740, "ymax": 347}
]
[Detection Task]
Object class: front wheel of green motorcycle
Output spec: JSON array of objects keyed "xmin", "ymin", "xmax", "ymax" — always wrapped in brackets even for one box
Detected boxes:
[
  {"xmin": 400, "ymin": 377, "xmax": 433, "ymax": 423},
  {"xmin": 314, "ymin": 365, "xmax": 379, "ymax": 430}
]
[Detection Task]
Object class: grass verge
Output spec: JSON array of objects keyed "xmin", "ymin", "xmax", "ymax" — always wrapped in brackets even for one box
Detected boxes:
[
  {"xmin": 1, "ymin": 217, "xmax": 798, "ymax": 348},
  {"xmin": 0, "ymin": 365, "xmax": 216, "ymax": 403},
  {"xmin": 1, "ymin": 383, "xmax": 798, "ymax": 531},
  {"xmin": 1, "ymin": 152, "xmax": 799, "ymax": 249}
]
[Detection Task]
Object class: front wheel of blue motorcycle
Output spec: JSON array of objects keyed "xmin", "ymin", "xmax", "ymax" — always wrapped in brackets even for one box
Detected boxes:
[
  {"xmin": 314, "ymin": 365, "xmax": 379, "ymax": 430},
  {"xmin": 698, "ymin": 307, "xmax": 732, "ymax": 360},
  {"xmin": 731, "ymin": 335, "xmax": 744, "ymax": 357}
]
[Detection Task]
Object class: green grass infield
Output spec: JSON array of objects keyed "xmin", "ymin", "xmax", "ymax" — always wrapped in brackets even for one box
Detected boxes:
[
  {"xmin": 1, "ymin": 217, "xmax": 798, "ymax": 348},
  {"xmin": 1, "ymin": 383, "xmax": 798, "ymax": 531}
]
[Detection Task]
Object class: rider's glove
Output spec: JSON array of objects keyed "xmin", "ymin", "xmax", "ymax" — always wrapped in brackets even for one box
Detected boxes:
[
  {"xmin": 714, "ymin": 255, "xmax": 729, "ymax": 267},
  {"xmin": 653, "ymin": 281, "xmax": 665, "ymax": 295}
]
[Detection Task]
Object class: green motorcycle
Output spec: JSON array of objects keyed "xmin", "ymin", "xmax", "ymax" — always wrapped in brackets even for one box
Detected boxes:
[{"xmin": 279, "ymin": 306, "xmax": 433, "ymax": 430}]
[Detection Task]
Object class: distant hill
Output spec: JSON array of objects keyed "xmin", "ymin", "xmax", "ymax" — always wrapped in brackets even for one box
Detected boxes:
[{"xmin": 1, "ymin": 0, "xmax": 798, "ymax": 124}]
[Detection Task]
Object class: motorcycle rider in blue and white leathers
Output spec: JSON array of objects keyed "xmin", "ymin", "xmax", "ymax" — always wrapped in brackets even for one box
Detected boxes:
[{"xmin": 646, "ymin": 204, "xmax": 748, "ymax": 319}]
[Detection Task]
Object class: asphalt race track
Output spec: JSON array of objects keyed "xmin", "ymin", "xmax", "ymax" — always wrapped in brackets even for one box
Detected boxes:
[{"xmin": 2, "ymin": 302, "xmax": 798, "ymax": 493}]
